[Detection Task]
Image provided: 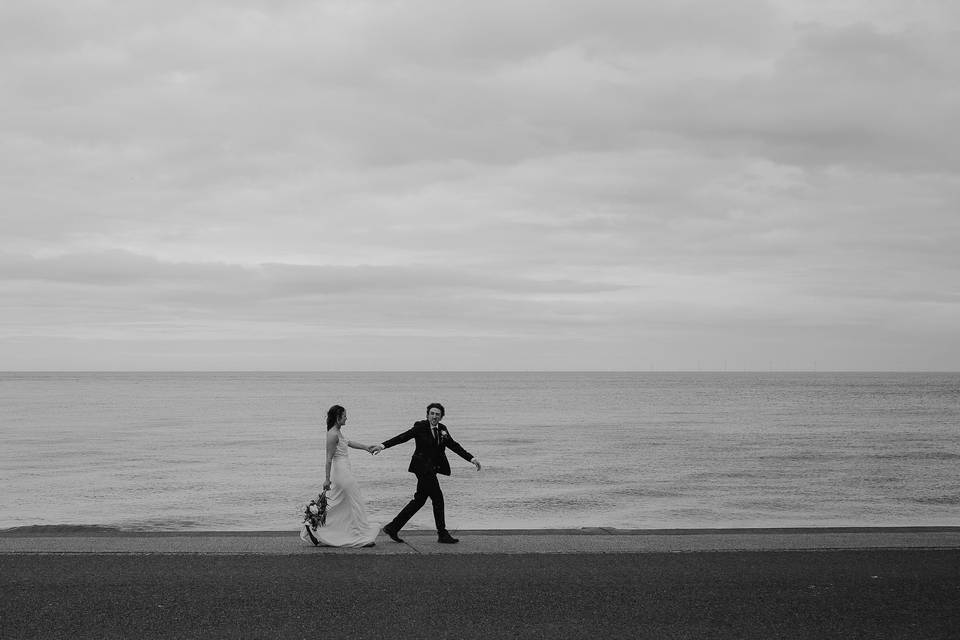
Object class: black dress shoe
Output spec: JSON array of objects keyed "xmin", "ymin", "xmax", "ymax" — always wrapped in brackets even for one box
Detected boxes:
[
  {"xmin": 437, "ymin": 532, "xmax": 459, "ymax": 544},
  {"xmin": 382, "ymin": 524, "xmax": 404, "ymax": 543}
]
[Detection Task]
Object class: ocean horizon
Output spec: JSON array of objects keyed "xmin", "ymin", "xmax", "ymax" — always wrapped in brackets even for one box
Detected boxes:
[{"xmin": 2, "ymin": 371, "xmax": 958, "ymax": 532}]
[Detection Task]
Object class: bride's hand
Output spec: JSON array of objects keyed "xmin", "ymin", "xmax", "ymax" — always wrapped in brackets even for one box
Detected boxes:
[{"xmin": 323, "ymin": 480, "xmax": 331, "ymax": 490}]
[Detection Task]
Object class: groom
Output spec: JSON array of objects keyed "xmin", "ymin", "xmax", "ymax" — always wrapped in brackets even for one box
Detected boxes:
[{"xmin": 373, "ymin": 402, "xmax": 481, "ymax": 544}]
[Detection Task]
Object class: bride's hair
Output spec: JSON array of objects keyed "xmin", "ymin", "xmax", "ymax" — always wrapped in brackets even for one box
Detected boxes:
[{"xmin": 326, "ymin": 405, "xmax": 345, "ymax": 430}]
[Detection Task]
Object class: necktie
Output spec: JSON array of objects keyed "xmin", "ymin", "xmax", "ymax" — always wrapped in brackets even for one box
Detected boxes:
[{"xmin": 433, "ymin": 427, "xmax": 439, "ymax": 445}]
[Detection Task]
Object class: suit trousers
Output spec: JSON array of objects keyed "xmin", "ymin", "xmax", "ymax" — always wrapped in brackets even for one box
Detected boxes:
[{"xmin": 390, "ymin": 471, "xmax": 446, "ymax": 532}]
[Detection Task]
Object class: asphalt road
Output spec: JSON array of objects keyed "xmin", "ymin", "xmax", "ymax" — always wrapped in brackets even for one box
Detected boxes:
[{"xmin": 2, "ymin": 550, "xmax": 959, "ymax": 639}]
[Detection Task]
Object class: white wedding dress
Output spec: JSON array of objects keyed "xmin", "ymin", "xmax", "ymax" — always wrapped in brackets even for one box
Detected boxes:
[{"xmin": 301, "ymin": 432, "xmax": 380, "ymax": 547}]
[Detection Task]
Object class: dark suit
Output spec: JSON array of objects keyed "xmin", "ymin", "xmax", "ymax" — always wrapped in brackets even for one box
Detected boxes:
[{"xmin": 382, "ymin": 419, "xmax": 474, "ymax": 533}]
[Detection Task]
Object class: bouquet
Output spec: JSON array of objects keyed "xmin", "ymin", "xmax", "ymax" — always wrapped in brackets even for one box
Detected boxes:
[{"xmin": 303, "ymin": 491, "xmax": 328, "ymax": 531}]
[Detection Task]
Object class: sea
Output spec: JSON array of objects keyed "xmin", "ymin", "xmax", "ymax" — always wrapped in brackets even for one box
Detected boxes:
[{"xmin": 1, "ymin": 372, "xmax": 958, "ymax": 532}]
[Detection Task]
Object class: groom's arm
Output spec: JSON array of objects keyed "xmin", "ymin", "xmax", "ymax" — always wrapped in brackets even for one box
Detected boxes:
[
  {"xmin": 446, "ymin": 432, "xmax": 481, "ymax": 470},
  {"xmin": 380, "ymin": 425, "xmax": 417, "ymax": 450}
]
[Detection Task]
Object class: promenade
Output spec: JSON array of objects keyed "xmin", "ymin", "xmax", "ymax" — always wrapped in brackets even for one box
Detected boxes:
[
  {"xmin": 3, "ymin": 526, "xmax": 960, "ymax": 554},
  {"xmin": 3, "ymin": 527, "xmax": 959, "ymax": 639}
]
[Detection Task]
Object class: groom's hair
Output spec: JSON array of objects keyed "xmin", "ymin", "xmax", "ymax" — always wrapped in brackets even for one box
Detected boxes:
[
  {"xmin": 326, "ymin": 405, "xmax": 345, "ymax": 430},
  {"xmin": 426, "ymin": 402, "xmax": 445, "ymax": 419}
]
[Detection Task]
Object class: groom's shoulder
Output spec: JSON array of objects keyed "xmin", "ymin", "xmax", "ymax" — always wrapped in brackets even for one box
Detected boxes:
[{"xmin": 413, "ymin": 419, "xmax": 429, "ymax": 428}]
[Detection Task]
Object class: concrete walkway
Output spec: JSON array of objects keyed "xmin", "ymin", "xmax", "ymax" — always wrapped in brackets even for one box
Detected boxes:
[
  {"xmin": 3, "ymin": 526, "xmax": 959, "ymax": 554},
  {"xmin": 5, "ymin": 528, "xmax": 960, "ymax": 639}
]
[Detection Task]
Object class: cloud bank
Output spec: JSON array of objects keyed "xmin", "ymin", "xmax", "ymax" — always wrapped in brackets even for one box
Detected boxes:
[{"xmin": 2, "ymin": 0, "xmax": 958, "ymax": 369}]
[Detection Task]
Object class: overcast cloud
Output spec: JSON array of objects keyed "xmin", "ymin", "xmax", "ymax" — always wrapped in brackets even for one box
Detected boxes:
[{"xmin": 2, "ymin": 0, "xmax": 958, "ymax": 370}]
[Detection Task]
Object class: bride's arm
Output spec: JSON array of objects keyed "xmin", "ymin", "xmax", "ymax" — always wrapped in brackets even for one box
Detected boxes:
[
  {"xmin": 324, "ymin": 429, "xmax": 338, "ymax": 488},
  {"xmin": 347, "ymin": 439, "xmax": 371, "ymax": 450}
]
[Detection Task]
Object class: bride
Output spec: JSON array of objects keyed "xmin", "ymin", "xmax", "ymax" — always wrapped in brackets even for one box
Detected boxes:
[{"xmin": 300, "ymin": 404, "xmax": 381, "ymax": 547}]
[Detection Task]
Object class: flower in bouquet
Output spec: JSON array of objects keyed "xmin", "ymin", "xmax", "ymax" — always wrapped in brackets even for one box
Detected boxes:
[{"xmin": 302, "ymin": 491, "xmax": 328, "ymax": 530}]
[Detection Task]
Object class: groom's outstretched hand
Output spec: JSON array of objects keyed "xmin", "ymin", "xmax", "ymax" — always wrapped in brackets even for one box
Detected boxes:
[
  {"xmin": 471, "ymin": 457, "xmax": 481, "ymax": 471},
  {"xmin": 370, "ymin": 444, "xmax": 385, "ymax": 455}
]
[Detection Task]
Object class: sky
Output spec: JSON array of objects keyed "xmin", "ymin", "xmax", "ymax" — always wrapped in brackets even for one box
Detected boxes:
[{"xmin": 2, "ymin": 0, "xmax": 959, "ymax": 371}]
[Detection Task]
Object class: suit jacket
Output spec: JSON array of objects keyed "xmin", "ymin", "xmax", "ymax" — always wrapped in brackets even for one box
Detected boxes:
[{"xmin": 381, "ymin": 420, "xmax": 473, "ymax": 476}]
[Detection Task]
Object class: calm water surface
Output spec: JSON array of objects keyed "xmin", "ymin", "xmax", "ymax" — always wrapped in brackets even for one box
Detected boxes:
[{"xmin": 1, "ymin": 372, "xmax": 958, "ymax": 531}]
